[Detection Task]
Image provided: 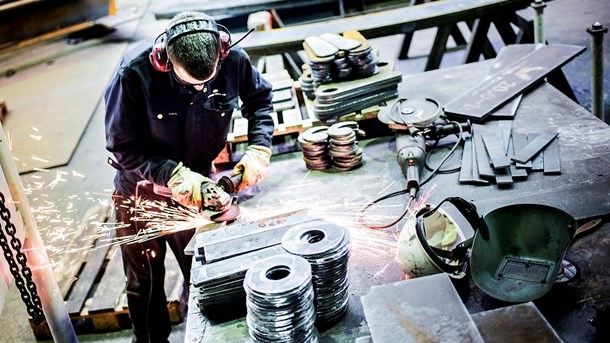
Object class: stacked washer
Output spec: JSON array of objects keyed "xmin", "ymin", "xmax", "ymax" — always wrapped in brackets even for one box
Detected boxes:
[
  {"xmin": 328, "ymin": 122, "xmax": 363, "ymax": 171},
  {"xmin": 244, "ymin": 254, "xmax": 318, "ymax": 343},
  {"xmin": 297, "ymin": 122, "xmax": 363, "ymax": 171},
  {"xmin": 281, "ymin": 219, "xmax": 351, "ymax": 326},
  {"xmin": 297, "ymin": 126, "xmax": 331, "ymax": 170}
]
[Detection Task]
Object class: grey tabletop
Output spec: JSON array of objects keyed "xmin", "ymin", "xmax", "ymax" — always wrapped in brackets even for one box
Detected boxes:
[{"xmin": 184, "ymin": 50, "xmax": 610, "ymax": 342}]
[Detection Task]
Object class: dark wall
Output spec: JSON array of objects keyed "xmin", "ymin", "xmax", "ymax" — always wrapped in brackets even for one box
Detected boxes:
[{"xmin": 0, "ymin": 0, "xmax": 109, "ymax": 49}]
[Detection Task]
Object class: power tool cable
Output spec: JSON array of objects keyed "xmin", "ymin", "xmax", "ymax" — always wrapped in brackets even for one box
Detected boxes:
[{"xmin": 358, "ymin": 121, "xmax": 465, "ymax": 230}]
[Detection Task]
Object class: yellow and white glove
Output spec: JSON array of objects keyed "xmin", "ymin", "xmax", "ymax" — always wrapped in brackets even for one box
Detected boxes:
[
  {"xmin": 168, "ymin": 163, "xmax": 231, "ymax": 211},
  {"xmin": 231, "ymin": 145, "xmax": 272, "ymax": 192}
]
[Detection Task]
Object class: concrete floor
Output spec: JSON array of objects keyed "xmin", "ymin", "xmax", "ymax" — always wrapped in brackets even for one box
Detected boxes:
[{"xmin": 0, "ymin": 0, "xmax": 608, "ymax": 342}]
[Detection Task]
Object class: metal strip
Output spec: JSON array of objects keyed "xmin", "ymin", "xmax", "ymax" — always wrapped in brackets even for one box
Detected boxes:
[
  {"xmin": 543, "ymin": 137, "xmax": 561, "ymax": 175},
  {"xmin": 511, "ymin": 130, "xmax": 558, "ymax": 164},
  {"xmin": 473, "ymin": 125, "xmax": 495, "ymax": 178},
  {"xmin": 459, "ymin": 135, "xmax": 474, "ymax": 183},
  {"xmin": 510, "ymin": 165, "xmax": 528, "ymax": 179},
  {"xmin": 482, "ymin": 130, "xmax": 511, "ymax": 169},
  {"xmin": 507, "ymin": 132, "xmax": 528, "ymax": 179},
  {"xmin": 495, "ymin": 166, "xmax": 513, "ymax": 186},
  {"xmin": 511, "ymin": 132, "xmax": 532, "ymax": 169},
  {"xmin": 531, "ymin": 151, "xmax": 544, "ymax": 171}
]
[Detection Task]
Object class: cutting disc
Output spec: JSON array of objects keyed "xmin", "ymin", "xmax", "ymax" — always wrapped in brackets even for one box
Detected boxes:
[
  {"xmin": 210, "ymin": 204, "xmax": 241, "ymax": 223},
  {"xmin": 379, "ymin": 97, "xmax": 442, "ymax": 128}
]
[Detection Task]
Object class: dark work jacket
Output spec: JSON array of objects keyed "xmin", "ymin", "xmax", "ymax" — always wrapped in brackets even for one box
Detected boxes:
[{"xmin": 104, "ymin": 42, "xmax": 274, "ymax": 196}]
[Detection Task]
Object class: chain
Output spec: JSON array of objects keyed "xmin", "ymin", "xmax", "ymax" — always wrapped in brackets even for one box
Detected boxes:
[{"xmin": 0, "ymin": 191, "xmax": 45, "ymax": 324}]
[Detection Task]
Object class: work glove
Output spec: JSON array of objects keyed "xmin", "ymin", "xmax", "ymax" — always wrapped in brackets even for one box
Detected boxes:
[
  {"xmin": 231, "ymin": 145, "xmax": 272, "ymax": 192},
  {"xmin": 168, "ymin": 163, "xmax": 231, "ymax": 211}
]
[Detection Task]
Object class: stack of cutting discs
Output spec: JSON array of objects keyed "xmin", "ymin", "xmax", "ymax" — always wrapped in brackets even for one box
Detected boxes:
[
  {"xmin": 328, "ymin": 122, "xmax": 363, "ymax": 171},
  {"xmin": 281, "ymin": 219, "xmax": 351, "ymax": 327},
  {"xmin": 244, "ymin": 254, "xmax": 318, "ymax": 343},
  {"xmin": 298, "ymin": 126, "xmax": 331, "ymax": 170}
]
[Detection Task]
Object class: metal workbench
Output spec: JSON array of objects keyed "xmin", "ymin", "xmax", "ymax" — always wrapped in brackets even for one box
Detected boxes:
[{"xmin": 184, "ymin": 53, "xmax": 610, "ymax": 342}]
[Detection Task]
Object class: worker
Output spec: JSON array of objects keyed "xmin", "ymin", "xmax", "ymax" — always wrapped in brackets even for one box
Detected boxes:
[{"xmin": 104, "ymin": 11, "xmax": 274, "ymax": 342}]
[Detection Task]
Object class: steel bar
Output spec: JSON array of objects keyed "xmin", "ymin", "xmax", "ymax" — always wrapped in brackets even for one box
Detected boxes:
[
  {"xmin": 587, "ymin": 22, "xmax": 608, "ymax": 121},
  {"xmin": 530, "ymin": 0, "xmax": 546, "ymax": 45}
]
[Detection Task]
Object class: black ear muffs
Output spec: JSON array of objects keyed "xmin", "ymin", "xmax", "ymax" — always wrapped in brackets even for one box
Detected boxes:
[{"xmin": 149, "ymin": 18, "xmax": 232, "ymax": 72}]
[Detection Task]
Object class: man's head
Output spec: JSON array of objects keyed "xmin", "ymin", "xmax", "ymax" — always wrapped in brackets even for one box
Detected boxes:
[{"xmin": 166, "ymin": 12, "xmax": 220, "ymax": 90}]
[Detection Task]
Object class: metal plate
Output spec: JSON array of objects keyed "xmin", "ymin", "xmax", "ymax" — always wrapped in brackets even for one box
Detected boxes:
[{"xmin": 444, "ymin": 44, "xmax": 586, "ymax": 122}]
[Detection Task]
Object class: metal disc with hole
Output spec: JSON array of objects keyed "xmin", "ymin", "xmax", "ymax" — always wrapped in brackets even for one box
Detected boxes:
[
  {"xmin": 281, "ymin": 220, "xmax": 351, "ymax": 326},
  {"xmin": 281, "ymin": 220, "xmax": 346, "ymax": 257},
  {"xmin": 244, "ymin": 254, "xmax": 318, "ymax": 343},
  {"xmin": 388, "ymin": 97, "xmax": 442, "ymax": 127},
  {"xmin": 244, "ymin": 254, "xmax": 311, "ymax": 297}
]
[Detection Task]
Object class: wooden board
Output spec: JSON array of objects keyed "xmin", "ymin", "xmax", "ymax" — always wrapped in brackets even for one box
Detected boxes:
[{"xmin": 28, "ymin": 206, "xmax": 186, "ymax": 340}]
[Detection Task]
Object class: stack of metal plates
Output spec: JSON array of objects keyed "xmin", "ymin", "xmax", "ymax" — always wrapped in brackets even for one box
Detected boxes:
[
  {"xmin": 343, "ymin": 31, "xmax": 379, "ymax": 78},
  {"xmin": 192, "ymin": 245, "xmax": 289, "ymax": 308},
  {"xmin": 282, "ymin": 219, "xmax": 351, "ymax": 326},
  {"xmin": 303, "ymin": 36, "xmax": 336, "ymax": 86},
  {"xmin": 301, "ymin": 31, "xmax": 380, "ymax": 99},
  {"xmin": 191, "ymin": 210, "xmax": 318, "ymax": 309},
  {"xmin": 298, "ymin": 126, "xmax": 332, "ymax": 170},
  {"xmin": 298, "ymin": 69, "xmax": 316, "ymax": 100},
  {"xmin": 313, "ymin": 62, "xmax": 402, "ymax": 120},
  {"xmin": 328, "ymin": 121, "xmax": 363, "ymax": 171},
  {"xmin": 244, "ymin": 254, "xmax": 318, "ymax": 343}
]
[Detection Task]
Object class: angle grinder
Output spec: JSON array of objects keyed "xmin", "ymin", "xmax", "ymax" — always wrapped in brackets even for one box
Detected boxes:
[
  {"xmin": 210, "ymin": 174, "xmax": 243, "ymax": 223},
  {"xmin": 379, "ymin": 97, "xmax": 471, "ymax": 195},
  {"xmin": 136, "ymin": 173, "xmax": 244, "ymax": 223}
]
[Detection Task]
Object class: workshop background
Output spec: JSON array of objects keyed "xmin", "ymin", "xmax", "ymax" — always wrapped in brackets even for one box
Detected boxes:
[{"xmin": 0, "ymin": 0, "xmax": 609, "ymax": 342}]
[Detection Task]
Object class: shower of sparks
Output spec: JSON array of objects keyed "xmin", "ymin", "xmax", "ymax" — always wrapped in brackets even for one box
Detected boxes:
[
  {"xmin": 46, "ymin": 170, "xmax": 67, "ymax": 189},
  {"xmin": 71, "ymin": 170, "xmax": 85, "ymax": 178},
  {"xmin": 31, "ymin": 155, "xmax": 49, "ymax": 163},
  {"xmin": 96, "ymin": 197, "xmax": 215, "ymax": 248},
  {"xmin": 10, "ymin": 134, "xmax": 442, "ymax": 287}
]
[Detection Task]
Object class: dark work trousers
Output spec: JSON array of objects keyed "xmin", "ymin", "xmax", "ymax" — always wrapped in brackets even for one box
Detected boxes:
[{"xmin": 113, "ymin": 191, "xmax": 194, "ymax": 343}]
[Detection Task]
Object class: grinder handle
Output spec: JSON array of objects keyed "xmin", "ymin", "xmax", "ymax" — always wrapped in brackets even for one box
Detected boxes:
[{"xmin": 217, "ymin": 173, "xmax": 243, "ymax": 194}]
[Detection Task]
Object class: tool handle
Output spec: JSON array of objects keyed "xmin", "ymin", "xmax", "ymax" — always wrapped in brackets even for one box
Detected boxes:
[
  {"xmin": 432, "ymin": 121, "xmax": 471, "ymax": 138},
  {"xmin": 405, "ymin": 163, "xmax": 420, "ymax": 194},
  {"xmin": 217, "ymin": 173, "xmax": 243, "ymax": 194}
]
